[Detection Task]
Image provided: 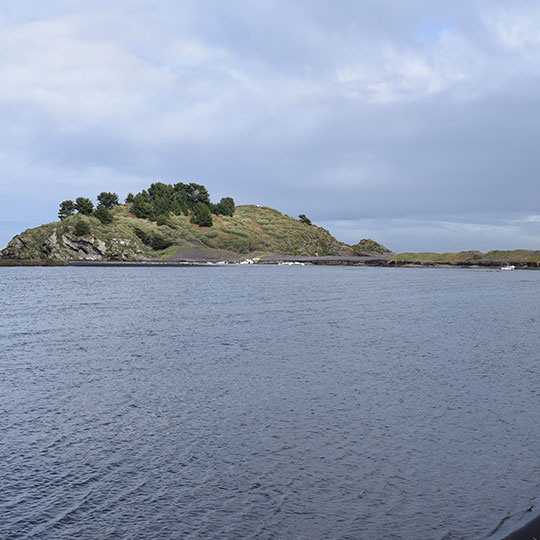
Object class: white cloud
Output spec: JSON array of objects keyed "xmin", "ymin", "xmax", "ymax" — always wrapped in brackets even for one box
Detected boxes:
[
  {"xmin": 483, "ymin": 5, "xmax": 540, "ymax": 50},
  {"xmin": 0, "ymin": 16, "xmax": 176, "ymax": 129},
  {"xmin": 2, "ymin": 1, "xmax": 540, "ymax": 251}
]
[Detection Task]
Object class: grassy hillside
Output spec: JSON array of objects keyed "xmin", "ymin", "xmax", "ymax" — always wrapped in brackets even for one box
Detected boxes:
[
  {"xmin": 393, "ymin": 250, "xmax": 540, "ymax": 264},
  {"xmin": 1, "ymin": 204, "xmax": 391, "ymax": 261}
]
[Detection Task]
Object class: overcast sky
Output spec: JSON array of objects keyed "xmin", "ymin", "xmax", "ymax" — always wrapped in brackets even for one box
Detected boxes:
[{"xmin": 2, "ymin": 0, "xmax": 540, "ymax": 252}]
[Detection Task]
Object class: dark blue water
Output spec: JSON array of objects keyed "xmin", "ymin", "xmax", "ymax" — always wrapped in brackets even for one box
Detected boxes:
[{"xmin": 2, "ymin": 266, "xmax": 540, "ymax": 539}]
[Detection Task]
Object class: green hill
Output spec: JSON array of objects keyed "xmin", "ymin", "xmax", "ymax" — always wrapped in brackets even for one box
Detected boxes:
[{"xmin": 1, "ymin": 203, "xmax": 391, "ymax": 262}]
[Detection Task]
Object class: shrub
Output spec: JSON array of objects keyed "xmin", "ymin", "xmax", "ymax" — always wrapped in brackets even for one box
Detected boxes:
[
  {"xmin": 133, "ymin": 227, "xmax": 173, "ymax": 250},
  {"xmin": 156, "ymin": 214, "xmax": 169, "ymax": 226},
  {"xmin": 134, "ymin": 227, "xmax": 150, "ymax": 243},
  {"xmin": 94, "ymin": 204, "xmax": 113, "ymax": 225},
  {"xmin": 149, "ymin": 234, "xmax": 173, "ymax": 250},
  {"xmin": 74, "ymin": 219, "xmax": 90, "ymax": 236}
]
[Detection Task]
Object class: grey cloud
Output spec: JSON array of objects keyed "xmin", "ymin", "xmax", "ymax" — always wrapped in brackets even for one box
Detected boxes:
[{"xmin": 2, "ymin": 0, "xmax": 540, "ymax": 251}]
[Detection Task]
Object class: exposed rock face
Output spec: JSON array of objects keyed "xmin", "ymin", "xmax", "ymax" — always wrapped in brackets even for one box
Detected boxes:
[
  {"xmin": 1, "ymin": 227, "xmax": 144, "ymax": 261},
  {"xmin": 1, "ymin": 235, "xmax": 28, "ymax": 258},
  {"xmin": 41, "ymin": 232, "xmax": 60, "ymax": 257},
  {"xmin": 61, "ymin": 234, "xmax": 106, "ymax": 260}
]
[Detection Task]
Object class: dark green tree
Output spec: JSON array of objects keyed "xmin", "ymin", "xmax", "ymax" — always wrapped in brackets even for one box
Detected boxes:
[
  {"xmin": 148, "ymin": 182, "xmax": 175, "ymax": 201},
  {"xmin": 75, "ymin": 197, "xmax": 94, "ymax": 215},
  {"xmin": 146, "ymin": 183, "xmax": 175, "ymax": 217},
  {"xmin": 74, "ymin": 219, "xmax": 90, "ymax": 236},
  {"xmin": 125, "ymin": 193, "xmax": 135, "ymax": 204},
  {"xmin": 127, "ymin": 181, "xmax": 232, "ymax": 221},
  {"xmin": 131, "ymin": 192, "xmax": 153, "ymax": 219},
  {"xmin": 94, "ymin": 204, "xmax": 113, "ymax": 224},
  {"xmin": 298, "ymin": 214, "xmax": 312, "ymax": 226},
  {"xmin": 175, "ymin": 199, "xmax": 189, "ymax": 216},
  {"xmin": 191, "ymin": 202, "xmax": 213, "ymax": 227},
  {"xmin": 58, "ymin": 200, "xmax": 75, "ymax": 220},
  {"xmin": 97, "ymin": 192, "xmax": 119, "ymax": 209},
  {"xmin": 174, "ymin": 182, "xmax": 211, "ymax": 208},
  {"xmin": 212, "ymin": 197, "xmax": 235, "ymax": 216},
  {"xmin": 190, "ymin": 183, "xmax": 210, "ymax": 205}
]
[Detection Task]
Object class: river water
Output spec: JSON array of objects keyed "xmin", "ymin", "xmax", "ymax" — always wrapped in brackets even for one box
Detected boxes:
[{"xmin": 1, "ymin": 266, "xmax": 540, "ymax": 539}]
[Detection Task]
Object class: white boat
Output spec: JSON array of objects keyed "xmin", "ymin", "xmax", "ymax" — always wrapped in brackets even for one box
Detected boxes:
[{"xmin": 501, "ymin": 263, "xmax": 515, "ymax": 271}]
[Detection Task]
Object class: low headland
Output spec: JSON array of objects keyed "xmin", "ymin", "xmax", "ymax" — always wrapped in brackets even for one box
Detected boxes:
[
  {"xmin": 2, "ymin": 182, "xmax": 540, "ymax": 269},
  {"xmin": 0, "ymin": 182, "xmax": 391, "ymax": 266}
]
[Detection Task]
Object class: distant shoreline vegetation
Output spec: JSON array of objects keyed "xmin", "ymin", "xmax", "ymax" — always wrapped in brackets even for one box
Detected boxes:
[{"xmin": 58, "ymin": 182, "xmax": 237, "ymax": 228}]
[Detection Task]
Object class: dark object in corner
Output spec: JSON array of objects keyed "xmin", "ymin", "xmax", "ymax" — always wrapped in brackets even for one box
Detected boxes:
[{"xmin": 500, "ymin": 511, "xmax": 540, "ymax": 539}]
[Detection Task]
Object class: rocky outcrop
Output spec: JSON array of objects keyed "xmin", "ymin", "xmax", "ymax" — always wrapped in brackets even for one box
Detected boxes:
[
  {"xmin": 60, "ymin": 234, "xmax": 107, "ymax": 260},
  {"xmin": 1, "ymin": 227, "xmax": 145, "ymax": 261},
  {"xmin": 351, "ymin": 238, "xmax": 393, "ymax": 256},
  {"xmin": 1, "ymin": 235, "xmax": 29, "ymax": 259},
  {"xmin": 41, "ymin": 231, "xmax": 60, "ymax": 257}
]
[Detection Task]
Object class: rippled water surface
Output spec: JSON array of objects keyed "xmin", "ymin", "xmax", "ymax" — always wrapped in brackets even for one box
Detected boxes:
[{"xmin": 2, "ymin": 266, "xmax": 540, "ymax": 539}]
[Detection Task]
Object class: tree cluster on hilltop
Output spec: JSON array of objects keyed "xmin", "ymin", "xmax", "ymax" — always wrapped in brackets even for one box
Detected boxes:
[
  {"xmin": 58, "ymin": 192, "xmax": 118, "ymax": 224},
  {"xmin": 58, "ymin": 182, "xmax": 235, "ymax": 227},
  {"xmin": 126, "ymin": 182, "xmax": 235, "ymax": 226}
]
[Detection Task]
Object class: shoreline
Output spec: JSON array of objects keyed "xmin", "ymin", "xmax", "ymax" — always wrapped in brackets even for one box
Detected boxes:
[{"xmin": 1, "ymin": 256, "xmax": 539, "ymax": 269}]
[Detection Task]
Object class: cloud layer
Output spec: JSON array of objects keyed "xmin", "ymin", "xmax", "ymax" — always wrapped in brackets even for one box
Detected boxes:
[{"xmin": 2, "ymin": 0, "xmax": 540, "ymax": 251}]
